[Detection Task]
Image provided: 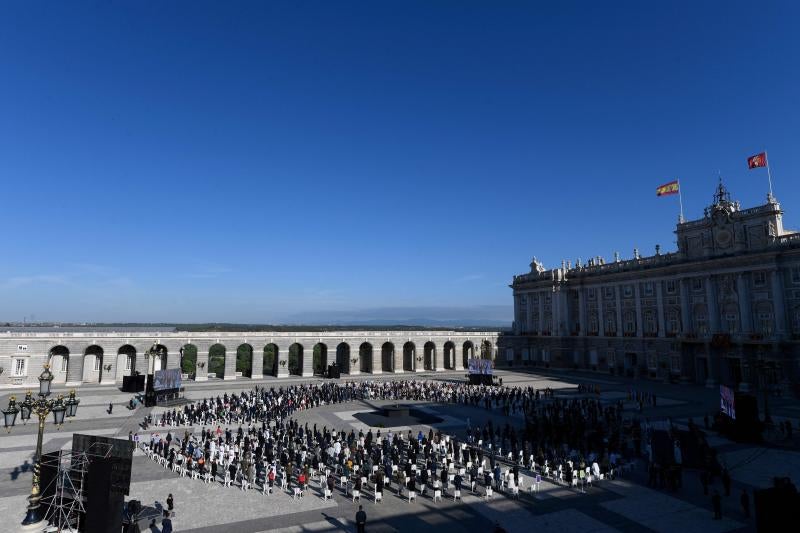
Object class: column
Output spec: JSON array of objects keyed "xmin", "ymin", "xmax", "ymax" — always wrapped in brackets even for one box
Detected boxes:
[
  {"xmin": 277, "ymin": 348, "xmax": 289, "ymax": 378},
  {"xmin": 656, "ymin": 281, "xmax": 665, "ymax": 338},
  {"xmin": 772, "ymin": 270, "xmax": 787, "ymax": 335},
  {"xmin": 302, "ymin": 347, "xmax": 314, "ymax": 377},
  {"xmin": 737, "ymin": 273, "xmax": 752, "ymax": 334},
  {"xmin": 435, "ymin": 343, "xmax": 445, "ymax": 371},
  {"xmin": 578, "ymin": 288, "xmax": 586, "ymax": 336},
  {"xmin": 195, "ymin": 351, "xmax": 209, "ymax": 381},
  {"xmin": 706, "ymin": 275, "xmax": 720, "ymax": 334},
  {"xmin": 526, "ymin": 293, "xmax": 534, "ymax": 334},
  {"xmin": 223, "ymin": 351, "xmax": 237, "ymax": 380},
  {"xmin": 394, "ymin": 345, "xmax": 404, "ymax": 373},
  {"xmin": 597, "ymin": 287, "xmax": 605, "ymax": 336},
  {"xmin": 415, "ymin": 345, "xmax": 424, "ymax": 372},
  {"xmin": 538, "ymin": 292, "xmax": 545, "ymax": 333},
  {"xmin": 634, "ymin": 283, "xmax": 643, "ymax": 337},
  {"xmin": 349, "ymin": 344, "xmax": 361, "ymax": 375},
  {"xmin": 615, "ymin": 285, "xmax": 623, "ymax": 337},
  {"xmin": 251, "ymin": 349, "xmax": 264, "ymax": 380},
  {"xmin": 680, "ymin": 278, "xmax": 692, "ymax": 335},
  {"xmin": 514, "ymin": 295, "xmax": 521, "ymax": 334},
  {"xmin": 372, "ymin": 346, "xmax": 383, "ymax": 374}
]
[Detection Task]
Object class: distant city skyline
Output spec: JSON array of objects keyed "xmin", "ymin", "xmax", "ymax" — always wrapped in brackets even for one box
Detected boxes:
[{"xmin": 2, "ymin": 2, "xmax": 799, "ymax": 323}]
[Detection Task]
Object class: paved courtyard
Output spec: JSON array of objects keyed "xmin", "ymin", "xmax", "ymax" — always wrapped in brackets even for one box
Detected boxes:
[{"xmin": 1, "ymin": 369, "xmax": 798, "ymax": 532}]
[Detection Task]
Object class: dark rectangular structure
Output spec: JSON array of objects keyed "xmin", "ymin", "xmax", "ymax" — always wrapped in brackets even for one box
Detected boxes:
[{"xmin": 71, "ymin": 434, "xmax": 134, "ymax": 496}]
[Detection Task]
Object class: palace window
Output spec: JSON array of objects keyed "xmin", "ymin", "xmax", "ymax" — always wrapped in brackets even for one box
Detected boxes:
[
  {"xmin": 125, "ymin": 355, "xmax": 133, "ymax": 371},
  {"xmin": 623, "ymin": 285, "xmax": 633, "ymax": 298},
  {"xmin": 725, "ymin": 313, "xmax": 738, "ymax": 334},
  {"xmin": 643, "ymin": 310, "xmax": 657, "ymax": 335},
  {"xmin": 588, "ymin": 313, "xmax": 599, "ymax": 334},
  {"xmin": 666, "ymin": 309, "xmax": 680, "ymax": 334},
  {"xmin": 520, "ymin": 295, "xmax": 527, "ymax": 305},
  {"xmin": 605, "ymin": 313, "xmax": 616, "ymax": 334},
  {"xmin": 587, "ymin": 288, "xmax": 596, "ymax": 300},
  {"xmin": 604, "ymin": 287, "xmax": 614, "ymax": 300},
  {"xmin": 694, "ymin": 306, "xmax": 708, "ymax": 335},
  {"xmin": 93, "ymin": 356, "xmax": 101, "ymax": 372},
  {"xmin": 665, "ymin": 280, "xmax": 676, "ymax": 294},
  {"xmin": 12, "ymin": 358, "xmax": 27, "ymax": 377},
  {"xmin": 670, "ymin": 355, "xmax": 681, "ymax": 373},
  {"xmin": 692, "ymin": 278, "xmax": 703, "ymax": 291},
  {"xmin": 644, "ymin": 282, "xmax": 654, "ymax": 296},
  {"xmin": 61, "ymin": 357, "xmax": 68, "ymax": 372},
  {"xmin": 753, "ymin": 271, "xmax": 767, "ymax": 287},
  {"xmin": 623, "ymin": 310, "xmax": 636, "ymax": 334},
  {"xmin": 758, "ymin": 312, "xmax": 774, "ymax": 336},
  {"xmin": 647, "ymin": 354, "xmax": 657, "ymax": 370},
  {"xmin": 791, "ymin": 266, "xmax": 800, "ymax": 284}
]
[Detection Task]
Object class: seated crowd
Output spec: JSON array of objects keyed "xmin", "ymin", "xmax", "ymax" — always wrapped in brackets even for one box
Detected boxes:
[{"xmin": 136, "ymin": 380, "xmax": 633, "ymax": 501}]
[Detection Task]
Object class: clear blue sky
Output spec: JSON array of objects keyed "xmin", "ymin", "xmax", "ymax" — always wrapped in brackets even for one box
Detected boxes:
[{"xmin": 1, "ymin": 1, "xmax": 799, "ymax": 324}]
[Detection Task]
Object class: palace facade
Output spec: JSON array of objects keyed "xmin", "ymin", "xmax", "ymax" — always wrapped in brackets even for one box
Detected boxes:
[{"xmin": 507, "ymin": 183, "xmax": 800, "ymax": 391}]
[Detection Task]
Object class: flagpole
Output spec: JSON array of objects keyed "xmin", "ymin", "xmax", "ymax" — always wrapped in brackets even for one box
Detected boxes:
[
  {"xmin": 765, "ymin": 150, "xmax": 774, "ymax": 200},
  {"xmin": 678, "ymin": 179, "xmax": 684, "ymax": 223}
]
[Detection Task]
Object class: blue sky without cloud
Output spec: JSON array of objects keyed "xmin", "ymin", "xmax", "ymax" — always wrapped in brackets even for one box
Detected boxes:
[{"xmin": 1, "ymin": 1, "xmax": 799, "ymax": 323}]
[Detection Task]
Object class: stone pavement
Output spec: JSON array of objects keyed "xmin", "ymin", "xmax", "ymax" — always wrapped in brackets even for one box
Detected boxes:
[{"xmin": 1, "ymin": 369, "xmax": 795, "ymax": 531}]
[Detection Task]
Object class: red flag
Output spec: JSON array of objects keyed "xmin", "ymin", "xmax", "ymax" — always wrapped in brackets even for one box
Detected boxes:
[
  {"xmin": 747, "ymin": 152, "xmax": 767, "ymax": 169},
  {"xmin": 656, "ymin": 180, "xmax": 679, "ymax": 196}
]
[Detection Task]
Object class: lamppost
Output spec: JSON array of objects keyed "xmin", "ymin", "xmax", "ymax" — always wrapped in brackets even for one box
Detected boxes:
[
  {"xmin": 145, "ymin": 342, "xmax": 166, "ymax": 375},
  {"xmin": 1, "ymin": 365, "xmax": 80, "ymax": 526}
]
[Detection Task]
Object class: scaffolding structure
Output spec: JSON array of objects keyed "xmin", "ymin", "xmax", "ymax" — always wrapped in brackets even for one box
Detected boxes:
[{"xmin": 40, "ymin": 442, "xmax": 113, "ymax": 533}]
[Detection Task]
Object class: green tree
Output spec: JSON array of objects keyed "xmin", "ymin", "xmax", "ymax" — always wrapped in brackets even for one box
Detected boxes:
[
  {"xmin": 263, "ymin": 345, "xmax": 277, "ymax": 376},
  {"xmin": 236, "ymin": 345, "xmax": 253, "ymax": 377},
  {"xmin": 209, "ymin": 344, "xmax": 226, "ymax": 378},
  {"xmin": 181, "ymin": 345, "xmax": 197, "ymax": 375}
]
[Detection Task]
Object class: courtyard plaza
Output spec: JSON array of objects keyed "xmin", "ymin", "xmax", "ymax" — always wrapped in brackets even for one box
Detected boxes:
[{"xmin": 0, "ymin": 370, "xmax": 797, "ymax": 532}]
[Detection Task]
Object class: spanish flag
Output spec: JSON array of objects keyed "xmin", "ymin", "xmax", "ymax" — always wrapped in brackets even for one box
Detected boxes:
[{"xmin": 656, "ymin": 180, "xmax": 680, "ymax": 196}]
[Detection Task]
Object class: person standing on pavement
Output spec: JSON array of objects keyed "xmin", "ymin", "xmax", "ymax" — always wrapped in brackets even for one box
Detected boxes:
[
  {"xmin": 166, "ymin": 493, "xmax": 174, "ymax": 511},
  {"xmin": 355, "ymin": 505, "xmax": 366, "ymax": 533},
  {"xmin": 740, "ymin": 489, "xmax": 750, "ymax": 519},
  {"xmin": 712, "ymin": 490, "xmax": 722, "ymax": 520},
  {"xmin": 161, "ymin": 510, "xmax": 173, "ymax": 533},
  {"xmin": 108, "ymin": 402, "xmax": 113, "ymax": 414}
]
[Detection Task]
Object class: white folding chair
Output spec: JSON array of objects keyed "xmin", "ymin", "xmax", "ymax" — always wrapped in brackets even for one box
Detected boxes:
[
  {"xmin": 293, "ymin": 487, "xmax": 303, "ymax": 499},
  {"xmin": 374, "ymin": 491, "xmax": 382, "ymax": 503},
  {"xmin": 352, "ymin": 489, "xmax": 360, "ymax": 502},
  {"xmin": 324, "ymin": 488, "xmax": 332, "ymax": 501},
  {"xmin": 453, "ymin": 489, "xmax": 461, "ymax": 501},
  {"xmin": 433, "ymin": 489, "xmax": 442, "ymax": 502},
  {"xmin": 485, "ymin": 487, "xmax": 493, "ymax": 499},
  {"xmin": 408, "ymin": 490, "xmax": 416, "ymax": 503}
]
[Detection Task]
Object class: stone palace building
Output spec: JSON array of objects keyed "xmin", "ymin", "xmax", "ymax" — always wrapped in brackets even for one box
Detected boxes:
[{"xmin": 507, "ymin": 182, "xmax": 800, "ymax": 391}]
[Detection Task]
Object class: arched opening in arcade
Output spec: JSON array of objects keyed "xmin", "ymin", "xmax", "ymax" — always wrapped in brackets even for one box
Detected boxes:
[
  {"xmin": 443, "ymin": 341, "xmax": 456, "ymax": 370},
  {"xmin": 481, "ymin": 340, "xmax": 493, "ymax": 360},
  {"xmin": 403, "ymin": 342, "xmax": 416, "ymax": 372},
  {"xmin": 151, "ymin": 344, "xmax": 169, "ymax": 373},
  {"xmin": 83, "ymin": 345, "xmax": 104, "ymax": 383},
  {"xmin": 117, "ymin": 344, "xmax": 137, "ymax": 380},
  {"xmin": 423, "ymin": 342, "xmax": 435, "ymax": 371},
  {"xmin": 237, "ymin": 344, "xmax": 253, "ymax": 378},
  {"xmin": 181, "ymin": 344, "xmax": 198, "ymax": 379},
  {"xmin": 462, "ymin": 341, "xmax": 475, "ymax": 369},
  {"xmin": 264, "ymin": 344, "xmax": 279, "ymax": 377},
  {"xmin": 209, "ymin": 343, "xmax": 226, "ymax": 379},
  {"xmin": 48, "ymin": 345, "xmax": 69, "ymax": 383},
  {"xmin": 381, "ymin": 342, "xmax": 394, "ymax": 373},
  {"xmin": 336, "ymin": 343, "xmax": 350, "ymax": 374},
  {"xmin": 313, "ymin": 343, "xmax": 328, "ymax": 376},
  {"xmin": 289, "ymin": 343, "xmax": 303, "ymax": 376},
  {"xmin": 360, "ymin": 343, "xmax": 373, "ymax": 373}
]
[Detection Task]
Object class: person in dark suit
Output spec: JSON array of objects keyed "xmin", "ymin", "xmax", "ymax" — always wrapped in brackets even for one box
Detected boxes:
[
  {"xmin": 161, "ymin": 510, "xmax": 173, "ymax": 533},
  {"xmin": 355, "ymin": 505, "xmax": 366, "ymax": 533}
]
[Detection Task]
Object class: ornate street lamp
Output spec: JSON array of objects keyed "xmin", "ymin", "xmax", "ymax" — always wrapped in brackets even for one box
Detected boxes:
[
  {"xmin": 145, "ymin": 342, "xmax": 166, "ymax": 374},
  {"xmin": 1, "ymin": 364, "xmax": 80, "ymax": 526}
]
